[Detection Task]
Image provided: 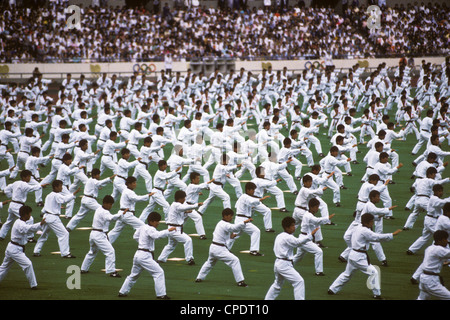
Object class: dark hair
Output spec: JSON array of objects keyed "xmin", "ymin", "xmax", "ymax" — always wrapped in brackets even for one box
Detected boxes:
[
  {"xmin": 20, "ymin": 170, "xmax": 32, "ymax": 179},
  {"xmin": 222, "ymin": 208, "xmax": 235, "ymax": 218},
  {"xmin": 433, "ymin": 230, "xmax": 449, "ymax": 242},
  {"xmin": 103, "ymin": 195, "xmax": 115, "ymax": 205},
  {"xmin": 126, "ymin": 176, "xmax": 137, "ymax": 185},
  {"xmin": 361, "ymin": 213, "xmax": 374, "ymax": 225},
  {"xmin": 282, "ymin": 216, "xmax": 296, "ymax": 230},
  {"xmin": 308, "ymin": 198, "xmax": 320, "ymax": 209},
  {"xmin": 148, "ymin": 211, "xmax": 162, "ymax": 222},
  {"xmin": 369, "ymin": 190, "xmax": 380, "ymax": 200},
  {"xmin": 19, "ymin": 205, "xmax": 33, "ymax": 218},
  {"xmin": 245, "ymin": 182, "xmax": 257, "ymax": 192},
  {"xmin": 52, "ymin": 179, "xmax": 63, "ymax": 189},
  {"xmin": 432, "ymin": 184, "xmax": 443, "ymax": 193},
  {"xmin": 190, "ymin": 172, "xmax": 200, "ymax": 181},
  {"xmin": 175, "ymin": 190, "xmax": 186, "ymax": 201}
]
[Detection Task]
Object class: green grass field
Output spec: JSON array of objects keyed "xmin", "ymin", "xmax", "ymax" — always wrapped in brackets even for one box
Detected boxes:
[{"xmin": 0, "ymin": 94, "xmax": 448, "ymax": 301}]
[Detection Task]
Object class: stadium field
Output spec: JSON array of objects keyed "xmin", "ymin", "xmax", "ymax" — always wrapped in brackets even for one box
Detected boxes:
[{"xmin": 0, "ymin": 89, "xmax": 448, "ymax": 302}]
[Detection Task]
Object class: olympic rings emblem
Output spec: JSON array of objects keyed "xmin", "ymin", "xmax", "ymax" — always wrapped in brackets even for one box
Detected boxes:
[
  {"xmin": 133, "ymin": 63, "xmax": 156, "ymax": 75},
  {"xmin": 304, "ymin": 60, "xmax": 325, "ymax": 70}
]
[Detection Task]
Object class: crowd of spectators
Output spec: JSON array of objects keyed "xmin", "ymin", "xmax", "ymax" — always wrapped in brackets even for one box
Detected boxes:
[{"xmin": 0, "ymin": 0, "xmax": 448, "ymax": 63}]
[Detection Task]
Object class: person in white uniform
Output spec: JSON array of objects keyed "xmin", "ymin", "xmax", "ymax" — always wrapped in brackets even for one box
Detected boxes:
[
  {"xmin": 118, "ymin": 211, "xmax": 175, "ymax": 300},
  {"xmin": 195, "ymin": 208, "xmax": 252, "ymax": 287},
  {"xmin": 0, "ymin": 206, "xmax": 45, "ymax": 289},
  {"xmin": 80, "ymin": 195, "xmax": 125, "ymax": 278},
  {"xmin": 293, "ymin": 198, "xmax": 335, "ymax": 276},
  {"xmin": 0, "ymin": 170, "xmax": 44, "ymax": 240},
  {"xmin": 264, "ymin": 216, "xmax": 319, "ymax": 300},
  {"xmin": 416, "ymin": 230, "xmax": 450, "ymax": 300},
  {"xmin": 66, "ymin": 168, "xmax": 115, "ymax": 232},
  {"xmin": 407, "ymin": 184, "xmax": 450, "ymax": 255},
  {"xmin": 227, "ymin": 182, "xmax": 271, "ymax": 256},
  {"xmin": 33, "ymin": 180, "xmax": 80, "ymax": 258},
  {"xmin": 156, "ymin": 190, "xmax": 202, "ymax": 265},
  {"xmin": 107, "ymin": 176, "xmax": 155, "ymax": 244},
  {"xmin": 328, "ymin": 213, "xmax": 402, "ymax": 299}
]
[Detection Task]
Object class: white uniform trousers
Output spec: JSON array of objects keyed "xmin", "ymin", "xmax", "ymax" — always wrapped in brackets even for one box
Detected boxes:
[
  {"xmin": 292, "ymin": 207, "xmax": 308, "ymax": 229},
  {"xmin": 265, "ymin": 259, "xmax": 305, "ymax": 300},
  {"xmin": 293, "ymin": 240, "xmax": 323, "ymax": 273},
  {"xmin": 133, "ymin": 163, "xmax": 153, "ymax": 192},
  {"xmin": 119, "ymin": 250, "xmax": 167, "ymax": 297},
  {"xmin": 277, "ymin": 168, "xmax": 298, "ymax": 193},
  {"xmin": 10, "ymin": 151, "xmax": 29, "ymax": 179},
  {"xmin": 81, "ymin": 230, "xmax": 116, "ymax": 274},
  {"xmin": 157, "ymin": 227, "xmax": 193, "ymax": 262},
  {"xmin": 227, "ymin": 215, "xmax": 260, "ymax": 252},
  {"xmin": 197, "ymin": 183, "xmax": 231, "ymax": 214},
  {"xmin": 329, "ymin": 250, "xmax": 381, "ymax": 296},
  {"xmin": 226, "ymin": 175, "xmax": 243, "ymax": 198},
  {"xmin": 408, "ymin": 215, "xmax": 437, "ymax": 254},
  {"xmin": 265, "ymin": 185, "xmax": 286, "ymax": 209},
  {"xmin": 252, "ymin": 202, "xmax": 272, "ymax": 230},
  {"xmin": 66, "ymin": 196, "xmax": 101, "ymax": 231},
  {"xmin": 404, "ymin": 195, "xmax": 429, "ymax": 229},
  {"xmin": 111, "ymin": 177, "xmax": 127, "ymax": 201},
  {"xmin": 196, "ymin": 242, "xmax": 244, "ymax": 283},
  {"xmin": 0, "ymin": 242, "xmax": 37, "ymax": 288},
  {"xmin": 182, "ymin": 164, "xmax": 210, "ymax": 183},
  {"xmin": 100, "ymin": 154, "xmax": 118, "ymax": 175},
  {"xmin": 33, "ymin": 213, "xmax": 70, "ymax": 257},
  {"xmin": 234, "ymin": 160, "xmax": 256, "ymax": 180},
  {"xmin": 164, "ymin": 176, "xmax": 188, "ymax": 200},
  {"xmin": 140, "ymin": 189, "xmax": 171, "ymax": 222},
  {"xmin": 108, "ymin": 211, "xmax": 145, "ymax": 244},
  {"xmin": 187, "ymin": 210, "xmax": 205, "ymax": 236},
  {"xmin": 417, "ymin": 274, "xmax": 450, "ymax": 300}
]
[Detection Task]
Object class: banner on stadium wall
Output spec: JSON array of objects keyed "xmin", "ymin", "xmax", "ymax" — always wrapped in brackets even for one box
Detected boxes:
[{"xmin": 1, "ymin": 57, "xmax": 445, "ymax": 80}]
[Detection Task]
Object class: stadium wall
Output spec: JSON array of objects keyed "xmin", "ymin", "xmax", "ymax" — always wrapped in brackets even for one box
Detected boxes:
[{"xmin": 0, "ymin": 57, "xmax": 445, "ymax": 81}]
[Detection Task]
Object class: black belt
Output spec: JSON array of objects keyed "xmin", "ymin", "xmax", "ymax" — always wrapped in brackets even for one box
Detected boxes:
[
  {"xmin": 103, "ymin": 154, "xmax": 113, "ymax": 158},
  {"xmin": 117, "ymin": 175, "xmax": 126, "ymax": 180},
  {"xmin": 421, "ymin": 129, "xmax": 429, "ymax": 132},
  {"xmin": 10, "ymin": 241, "xmax": 25, "ymax": 252},
  {"xmin": 12, "ymin": 200, "xmax": 25, "ymax": 205},
  {"xmin": 358, "ymin": 199, "xmax": 367, "ymax": 203},
  {"xmin": 138, "ymin": 248, "xmax": 155, "ymax": 259},
  {"xmin": 55, "ymin": 157, "xmax": 63, "ymax": 161},
  {"xmin": 353, "ymin": 248, "xmax": 370, "ymax": 264},
  {"xmin": 212, "ymin": 241, "xmax": 226, "ymax": 247},
  {"xmin": 301, "ymin": 231, "xmax": 315, "ymax": 242},
  {"xmin": 423, "ymin": 270, "xmax": 440, "ymax": 276},
  {"xmin": 296, "ymin": 206, "xmax": 307, "ymax": 210},
  {"xmin": 84, "ymin": 195, "xmax": 96, "ymax": 199},
  {"xmin": 139, "ymin": 160, "xmax": 149, "ymax": 169},
  {"xmin": 168, "ymin": 223, "xmax": 183, "ymax": 233},
  {"xmin": 212, "ymin": 181, "xmax": 223, "ymax": 187},
  {"xmin": 154, "ymin": 187, "xmax": 165, "ymax": 192},
  {"xmin": 237, "ymin": 214, "xmax": 250, "ymax": 218},
  {"xmin": 417, "ymin": 194, "xmax": 430, "ymax": 198},
  {"xmin": 426, "ymin": 215, "xmax": 438, "ymax": 219},
  {"xmin": 120, "ymin": 208, "xmax": 135, "ymax": 214},
  {"xmin": 276, "ymin": 257, "xmax": 294, "ymax": 265},
  {"xmin": 423, "ymin": 270, "xmax": 444, "ymax": 285},
  {"xmin": 19, "ymin": 150, "xmax": 30, "ymax": 155},
  {"xmin": 92, "ymin": 228, "xmax": 106, "ymax": 233},
  {"xmin": 44, "ymin": 210, "xmax": 59, "ymax": 216}
]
